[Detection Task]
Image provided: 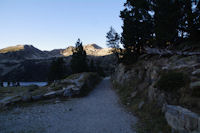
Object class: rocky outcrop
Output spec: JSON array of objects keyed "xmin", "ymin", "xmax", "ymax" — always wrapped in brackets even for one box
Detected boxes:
[
  {"xmin": 51, "ymin": 72, "xmax": 101, "ymax": 97},
  {"xmin": 0, "ymin": 72, "xmax": 100, "ymax": 108},
  {"xmin": 111, "ymin": 55, "xmax": 200, "ymax": 132}
]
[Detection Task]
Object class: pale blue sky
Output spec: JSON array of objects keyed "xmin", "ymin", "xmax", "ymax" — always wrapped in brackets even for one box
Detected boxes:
[{"xmin": 0, "ymin": 0, "xmax": 124, "ymax": 50}]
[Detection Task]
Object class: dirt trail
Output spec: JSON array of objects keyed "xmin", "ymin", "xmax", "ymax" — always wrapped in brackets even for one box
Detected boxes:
[{"xmin": 0, "ymin": 77, "xmax": 137, "ymax": 133}]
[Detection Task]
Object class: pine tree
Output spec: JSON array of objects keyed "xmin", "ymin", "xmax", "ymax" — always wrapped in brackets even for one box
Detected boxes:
[
  {"xmin": 120, "ymin": 0, "xmax": 153, "ymax": 63},
  {"xmin": 70, "ymin": 39, "xmax": 88, "ymax": 73},
  {"xmin": 178, "ymin": 0, "xmax": 200, "ymax": 41},
  {"xmin": 153, "ymin": 0, "xmax": 180, "ymax": 48},
  {"xmin": 48, "ymin": 57, "xmax": 65, "ymax": 82},
  {"xmin": 7, "ymin": 82, "xmax": 10, "ymax": 87},
  {"xmin": 106, "ymin": 27, "xmax": 120, "ymax": 60},
  {"xmin": 89, "ymin": 59, "xmax": 95, "ymax": 72},
  {"xmin": 106, "ymin": 27, "xmax": 120, "ymax": 49},
  {"xmin": 0, "ymin": 82, "xmax": 3, "ymax": 87}
]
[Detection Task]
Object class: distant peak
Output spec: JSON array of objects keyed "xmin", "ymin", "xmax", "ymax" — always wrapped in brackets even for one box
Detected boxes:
[
  {"xmin": 84, "ymin": 44, "xmax": 102, "ymax": 49},
  {"xmin": 0, "ymin": 45, "xmax": 25, "ymax": 53},
  {"xmin": 0, "ymin": 44, "xmax": 40, "ymax": 54}
]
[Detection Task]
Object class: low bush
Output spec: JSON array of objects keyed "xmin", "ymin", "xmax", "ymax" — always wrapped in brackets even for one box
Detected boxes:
[
  {"xmin": 156, "ymin": 70, "xmax": 190, "ymax": 92},
  {"xmin": 191, "ymin": 88, "xmax": 200, "ymax": 97}
]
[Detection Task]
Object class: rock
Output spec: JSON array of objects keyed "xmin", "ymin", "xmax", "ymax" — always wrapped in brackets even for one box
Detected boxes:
[
  {"xmin": 138, "ymin": 101, "xmax": 144, "ymax": 109},
  {"xmin": 65, "ymin": 108, "xmax": 72, "ymax": 112},
  {"xmin": 137, "ymin": 82, "xmax": 149, "ymax": 91},
  {"xmin": 63, "ymin": 85, "xmax": 74, "ymax": 97},
  {"xmin": 32, "ymin": 95, "xmax": 43, "ymax": 101},
  {"xmin": 190, "ymin": 81, "xmax": 200, "ymax": 89},
  {"xmin": 47, "ymin": 87, "xmax": 53, "ymax": 91},
  {"xmin": 192, "ymin": 69, "xmax": 200, "ymax": 76},
  {"xmin": 150, "ymin": 66, "xmax": 160, "ymax": 81},
  {"xmin": 71, "ymin": 87, "xmax": 81, "ymax": 95},
  {"xmin": 0, "ymin": 95, "xmax": 21, "ymax": 107},
  {"xmin": 164, "ymin": 105, "xmax": 200, "ymax": 133},
  {"xmin": 148, "ymin": 86, "xmax": 156, "ymax": 101},
  {"xmin": 54, "ymin": 100, "xmax": 61, "ymax": 104},
  {"xmin": 44, "ymin": 91, "xmax": 56, "ymax": 98},
  {"xmin": 131, "ymin": 91, "xmax": 137, "ymax": 98},
  {"xmin": 63, "ymin": 88, "xmax": 73, "ymax": 97},
  {"xmin": 55, "ymin": 90, "xmax": 64, "ymax": 96},
  {"xmin": 21, "ymin": 93, "xmax": 32, "ymax": 102}
]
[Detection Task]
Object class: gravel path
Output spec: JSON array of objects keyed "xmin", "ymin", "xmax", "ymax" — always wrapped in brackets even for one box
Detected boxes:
[{"xmin": 0, "ymin": 77, "xmax": 137, "ymax": 133}]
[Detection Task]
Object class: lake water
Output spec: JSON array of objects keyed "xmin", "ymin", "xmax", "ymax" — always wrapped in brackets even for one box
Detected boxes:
[{"xmin": 3, "ymin": 82, "xmax": 48, "ymax": 87}]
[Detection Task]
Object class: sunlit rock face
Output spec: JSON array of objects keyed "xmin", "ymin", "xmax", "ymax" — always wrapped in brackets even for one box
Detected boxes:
[{"xmin": 61, "ymin": 44, "xmax": 113, "ymax": 57}]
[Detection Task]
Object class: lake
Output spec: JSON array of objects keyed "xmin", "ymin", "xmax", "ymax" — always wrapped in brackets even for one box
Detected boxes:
[{"xmin": 3, "ymin": 82, "xmax": 48, "ymax": 87}]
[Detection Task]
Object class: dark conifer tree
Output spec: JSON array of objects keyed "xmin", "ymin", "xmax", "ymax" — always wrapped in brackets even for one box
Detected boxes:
[
  {"xmin": 177, "ymin": 0, "xmax": 200, "ymax": 41},
  {"xmin": 153, "ymin": 0, "xmax": 180, "ymax": 48},
  {"xmin": 48, "ymin": 57, "xmax": 65, "ymax": 82},
  {"xmin": 106, "ymin": 26, "xmax": 120, "ymax": 60},
  {"xmin": 0, "ymin": 82, "xmax": 3, "ymax": 87},
  {"xmin": 70, "ymin": 39, "xmax": 88, "ymax": 73},
  {"xmin": 106, "ymin": 27, "xmax": 120, "ymax": 49},
  {"xmin": 7, "ymin": 82, "xmax": 10, "ymax": 87},
  {"xmin": 89, "ymin": 59, "xmax": 95, "ymax": 72},
  {"xmin": 120, "ymin": 0, "xmax": 153, "ymax": 63}
]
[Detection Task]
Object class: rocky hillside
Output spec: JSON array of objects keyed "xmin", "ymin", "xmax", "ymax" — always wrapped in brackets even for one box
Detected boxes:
[
  {"xmin": 0, "ymin": 45, "xmax": 50, "ymax": 61},
  {"xmin": 112, "ymin": 55, "xmax": 200, "ymax": 133},
  {"xmin": 0, "ymin": 44, "xmax": 113, "ymax": 60},
  {"xmin": 0, "ymin": 44, "xmax": 116, "ymax": 81}
]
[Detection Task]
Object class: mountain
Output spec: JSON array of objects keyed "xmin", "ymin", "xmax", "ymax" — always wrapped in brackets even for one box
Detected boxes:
[
  {"xmin": 44, "ymin": 49, "xmax": 64, "ymax": 57},
  {"xmin": 0, "ymin": 44, "xmax": 116, "ymax": 81},
  {"xmin": 0, "ymin": 45, "xmax": 50, "ymax": 61},
  {"xmin": 61, "ymin": 44, "xmax": 113, "ymax": 57}
]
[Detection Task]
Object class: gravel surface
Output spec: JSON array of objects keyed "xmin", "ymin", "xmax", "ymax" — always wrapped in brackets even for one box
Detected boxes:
[{"xmin": 0, "ymin": 77, "xmax": 137, "ymax": 133}]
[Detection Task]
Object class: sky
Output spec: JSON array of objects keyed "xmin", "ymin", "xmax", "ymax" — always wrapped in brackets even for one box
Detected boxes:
[{"xmin": 0, "ymin": 0, "xmax": 125, "ymax": 50}]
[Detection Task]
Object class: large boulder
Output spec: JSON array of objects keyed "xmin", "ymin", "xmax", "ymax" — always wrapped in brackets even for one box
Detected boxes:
[
  {"xmin": 21, "ymin": 92, "xmax": 32, "ymax": 102},
  {"xmin": 43, "ymin": 91, "xmax": 57, "ymax": 98},
  {"xmin": 60, "ymin": 72, "xmax": 100, "ymax": 97},
  {"xmin": 31, "ymin": 95, "xmax": 43, "ymax": 101},
  {"xmin": 0, "ymin": 95, "xmax": 21, "ymax": 107},
  {"xmin": 164, "ymin": 105, "xmax": 200, "ymax": 133}
]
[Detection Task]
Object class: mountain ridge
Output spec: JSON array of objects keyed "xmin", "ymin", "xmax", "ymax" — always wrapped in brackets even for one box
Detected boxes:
[{"xmin": 0, "ymin": 44, "xmax": 113, "ymax": 60}]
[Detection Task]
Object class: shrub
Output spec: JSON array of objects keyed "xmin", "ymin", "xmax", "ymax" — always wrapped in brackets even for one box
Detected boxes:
[
  {"xmin": 191, "ymin": 88, "xmax": 200, "ymax": 97},
  {"xmin": 156, "ymin": 71, "xmax": 190, "ymax": 92}
]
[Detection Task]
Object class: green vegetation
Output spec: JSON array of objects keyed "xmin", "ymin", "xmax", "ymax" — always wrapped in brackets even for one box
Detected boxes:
[{"xmin": 156, "ymin": 71, "xmax": 190, "ymax": 92}]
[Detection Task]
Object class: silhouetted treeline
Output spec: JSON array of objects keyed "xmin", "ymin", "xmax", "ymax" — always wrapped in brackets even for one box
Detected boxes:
[{"xmin": 120, "ymin": 0, "xmax": 200, "ymax": 64}]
